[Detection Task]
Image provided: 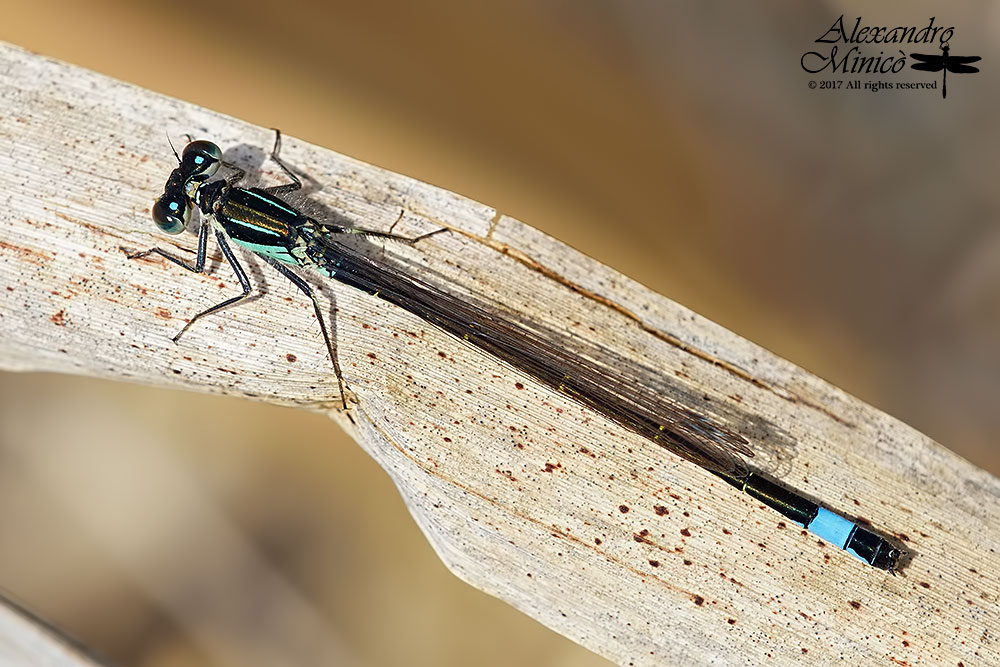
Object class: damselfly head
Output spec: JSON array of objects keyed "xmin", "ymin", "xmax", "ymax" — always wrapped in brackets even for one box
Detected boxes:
[{"xmin": 150, "ymin": 140, "xmax": 222, "ymax": 234}]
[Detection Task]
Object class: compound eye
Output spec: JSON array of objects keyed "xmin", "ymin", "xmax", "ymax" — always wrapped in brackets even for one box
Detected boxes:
[
  {"xmin": 181, "ymin": 140, "xmax": 222, "ymax": 180},
  {"xmin": 151, "ymin": 192, "xmax": 191, "ymax": 234}
]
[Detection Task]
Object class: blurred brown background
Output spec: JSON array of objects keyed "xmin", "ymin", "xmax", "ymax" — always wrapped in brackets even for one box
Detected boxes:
[{"xmin": 1, "ymin": 2, "xmax": 997, "ymax": 666}]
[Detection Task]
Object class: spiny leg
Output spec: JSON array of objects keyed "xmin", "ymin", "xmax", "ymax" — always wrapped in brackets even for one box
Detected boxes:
[
  {"xmin": 172, "ymin": 231, "xmax": 253, "ymax": 342},
  {"xmin": 316, "ymin": 210, "xmax": 449, "ymax": 245},
  {"xmin": 260, "ymin": 129, "xmax": 447, "ymax": 245},
  {"xmin": 263, "ymin": 256, "xmax": 350, "ymax": 409},
  {"xmin": 385, "ymin": 209, "xmax": 406, "ymax": 235},
  {"xmin": 126, "ymin": 219, "xmax": 210, "ymax": 272},
  {"xmin": 262, "ymin": 129, "xmax": 303, "ymax": 198}
]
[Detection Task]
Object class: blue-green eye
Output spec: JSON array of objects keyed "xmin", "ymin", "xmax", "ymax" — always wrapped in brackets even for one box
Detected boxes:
[
  {"xmin": 181, "ymin": 140, "xmax": 222, "ymax": 180},
  {"xmin": 151, "ymin": 193, "xmax": 190, "ymax": 234}
]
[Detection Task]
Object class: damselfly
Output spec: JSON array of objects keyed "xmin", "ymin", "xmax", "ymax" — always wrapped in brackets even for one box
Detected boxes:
[{"xmin": 129, "ymin": 131, "xmax": 902, "ymax": 573}]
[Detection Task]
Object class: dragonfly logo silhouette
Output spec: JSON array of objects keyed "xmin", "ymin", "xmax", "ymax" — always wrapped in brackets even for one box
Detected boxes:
[{"xmin": 910, "ymin": 42, "xmax": 981, "ymax": 98}]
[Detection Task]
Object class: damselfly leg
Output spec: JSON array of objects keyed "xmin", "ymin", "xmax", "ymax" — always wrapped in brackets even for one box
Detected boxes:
[
  {"xmin": 126, "ymin": 225, "xmax": 254, "ymax": 345},
  {"xmin": 262, "ymin": 255, "xmax": 349, "ymax": 408},
  {"xmin": 321, "ymin": 212, "xmax": 449, "ymax": 245},
  {"xmin": 169, "ymin": 230, "xmax": 253, "ymax": 343},
  {"xmin": 261, "ymin": 129, "xmax": 302, "ymax": 197},
  {"xmin": 126, "ymin": 217, "xmax": 210, "ymax": 273},
  {"xmin": 268, "ymin": 129, "xmax": 447, "ymax": 246}
]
